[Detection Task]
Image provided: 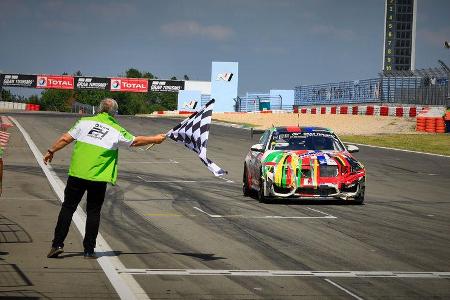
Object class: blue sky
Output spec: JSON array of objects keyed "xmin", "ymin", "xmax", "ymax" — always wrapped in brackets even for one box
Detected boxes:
[{"xmin": 0, "ymin": 0, "xmax": 449, "ymax": 96}]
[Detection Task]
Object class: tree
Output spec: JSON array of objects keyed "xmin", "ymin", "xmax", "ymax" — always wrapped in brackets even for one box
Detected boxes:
[
  {"xmin": 125, "ymin": 68, "xmax": 142, "ymax": 78},
  {"xmin": 183, "ymin": 74, "xmax": 190, "ymax": 80},
  {"xmin": 1, "ymin": 89, "xmax": 15, "ymax": 102},
  {"xmin": 40, "ymin": 89, "xmax": 73, "ymax": 112},
  {"xmin": 171, "ymin": 76, "xmax": 177, "ymax": 80},
  {"xmin": 143, "ymin": 72, "xmax": 155, "ymax": 79}
]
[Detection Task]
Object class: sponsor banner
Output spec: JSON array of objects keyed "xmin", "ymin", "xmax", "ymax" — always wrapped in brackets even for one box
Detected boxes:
[
  {"xmin": 110, "ymin": 78, "xmax": 148, "ymax": 92},
  {"xmin": 177, "ymin": 90, "xmax": 201, "ymax": 112},
  {"xmin": 1, "ymin": 74, "xmax": 37, "ymax": 88},
  {"xmin": 211, "ymin": 61, "xmax": 239, "ymax": 112},
  {"xmin": 36, "ymin": 75, "xmax": 74, "ymax": 89},
  {"xmin": 75, "ymin": 77, "xmax": 110, "ymax": 90},
  {"xmin": 149, "ymin": 80, "xmax": 185, "ymax": 92}
]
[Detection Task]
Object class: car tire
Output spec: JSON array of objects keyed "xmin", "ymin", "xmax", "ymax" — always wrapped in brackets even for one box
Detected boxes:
[
  {"xmin": 354, "ymin": 185, "xmax": 365, "ymax": 205},
  {"xmin": 243, "ymin": 166, "xmax": 251, "ymax": 197},
  {"xmin": 258, "ymin": 175, "xmax": 269, "ymax": 203}
]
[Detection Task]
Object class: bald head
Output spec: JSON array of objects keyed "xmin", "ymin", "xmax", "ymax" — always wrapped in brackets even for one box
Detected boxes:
[{"xmin": 99, "ymin": 98, "xmax": 118, "ymax": 116}]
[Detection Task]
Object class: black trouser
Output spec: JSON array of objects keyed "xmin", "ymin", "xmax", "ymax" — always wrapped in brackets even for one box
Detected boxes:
[{"xmin": 52, "ymin": 176, "xmax": 107, "ymax": 252}]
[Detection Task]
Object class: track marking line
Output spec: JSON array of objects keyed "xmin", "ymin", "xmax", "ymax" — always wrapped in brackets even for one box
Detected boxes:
[
  {"xmin": 116, "ymin": 269, "xmax": 450, "ymax": 278},
  {"xmin": 121, "ymin": 159, "xmax": 179, "ymax": 164},
  {"xmin": 11, "ymin": 117, "xmax": 149, "ymax": 300},
  {"xmin": 304, "ymin": 207, "xmax": 337, "ymax": 218},
  {"xmin": 137, "ymin": 175, "xmax": 235, "ymax": 184},
  {"xmin": 137, "ymin": 175, "xmax": 196, "ymax": 183},
  {"xmin": 143, "ymin": 213, "xmax": 182, "ymax": 217},
  {"xmin": 346, "ymin": 142, "xmax": 450, "ymax": 158},
  {"xmin": 324, "ymin": 278, "xmax": 364, "ymax": 300},
  {"xmin": 193, "ymin": 206, "xmax": 337, "ymax": 219}
]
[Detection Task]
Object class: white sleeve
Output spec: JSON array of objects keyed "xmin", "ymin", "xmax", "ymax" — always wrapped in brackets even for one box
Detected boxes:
[{"xmin": 68, "ymin": 121, "xmax": 82, "ymax": 140}]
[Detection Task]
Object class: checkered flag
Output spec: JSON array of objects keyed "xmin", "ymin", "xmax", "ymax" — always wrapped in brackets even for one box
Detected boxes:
[{"xmin": 167, "ymin": 99, "xmax": 227, "ymax": 176}]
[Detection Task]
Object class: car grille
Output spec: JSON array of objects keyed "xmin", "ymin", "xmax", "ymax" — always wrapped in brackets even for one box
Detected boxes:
[
  {"xmin": 319, "ymin": 165, "xmax": 338, "ymax": 177},
  {"xmin": 297, "ymin": 186, "xmax": 338, "ymax": 196}
]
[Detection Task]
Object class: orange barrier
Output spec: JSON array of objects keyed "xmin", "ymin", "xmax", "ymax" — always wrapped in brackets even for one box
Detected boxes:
[
  {"xmin": 416, "ymin": 117, "xmax": 426, "ymax": 131},
  {"xmin": 436, "ymin": 117, "xmax": 446, "ymax": 133},
  {"xmin": 425, "ymin": 117, "xmax": 436, "ymax": 133}
]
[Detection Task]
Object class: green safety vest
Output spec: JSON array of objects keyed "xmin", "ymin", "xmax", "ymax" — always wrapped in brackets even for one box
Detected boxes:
[{"xmin": 68, "ymin": 113, "xmax": 134, "ymax": 184}]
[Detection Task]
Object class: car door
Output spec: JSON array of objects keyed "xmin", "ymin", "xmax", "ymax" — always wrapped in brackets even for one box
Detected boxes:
[{"xmin": 249, "ymin": 130, "xmax": 270, "ymax": 187}]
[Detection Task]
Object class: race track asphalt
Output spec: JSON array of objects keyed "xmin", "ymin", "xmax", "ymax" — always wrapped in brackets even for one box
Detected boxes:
[{"xmin": 2, "ymin": 112, "xmax": 450, "ymax": 299}]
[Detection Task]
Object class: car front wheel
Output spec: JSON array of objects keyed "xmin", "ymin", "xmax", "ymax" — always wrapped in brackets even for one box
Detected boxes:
[{"xmin": 243, "ymin": 165, "xmax": 251, "ymax": 197}]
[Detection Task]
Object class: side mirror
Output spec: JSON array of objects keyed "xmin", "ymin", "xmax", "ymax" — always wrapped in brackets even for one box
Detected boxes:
[
  {"xmin": 251, "ymin": 143, "xmax": 264, "ymax": 152},
  {"xmin": 346, "ymin": 144, "xmax": 359, "ymax": 153}
]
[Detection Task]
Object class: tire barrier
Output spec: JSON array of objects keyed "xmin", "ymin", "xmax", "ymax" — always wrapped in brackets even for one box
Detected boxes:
[
  {"xmin": 425, "ymin": 117, "xmax": 436, "ymax": 133},
  {"xmin": 416, "ymin": 117, "xmax": 447, "ymax": 133},
  {"xmin": 416, "ymin": 117, "xmax": 426, "ymax": 132},
  {"xmin": 435, "ymin": 117, "xmax": 446, "ymax": 133}
]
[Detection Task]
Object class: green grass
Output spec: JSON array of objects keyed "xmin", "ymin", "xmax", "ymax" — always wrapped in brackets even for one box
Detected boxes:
[{"xmin": 341, "ymin": 134, "xmax": 450, "ymax": 156}]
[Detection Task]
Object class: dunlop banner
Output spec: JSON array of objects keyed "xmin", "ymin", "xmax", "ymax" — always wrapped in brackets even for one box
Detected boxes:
[
  {"xmin": 1, "ymin": 74, "xmax": 37, "ymax": 88},
  {"xmin": 75, "ymin": 77, "xmax": 110, "ymax": 90},
  {"xmin": 149, "ymin": 80, "xmax": 185, "ymax": 92}
]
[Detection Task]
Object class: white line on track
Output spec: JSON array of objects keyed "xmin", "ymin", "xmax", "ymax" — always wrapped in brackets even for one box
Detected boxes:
[
  {"xmin": 346, "ymin": 142, "xmax": 450, "ymax": 158},
  {"xmin": 137, "ymin": 175, "xmax": 235, "ymax": 184},
  {"xmin": 324, "ymin": 278, "xmax": 364, "ymax": 300},
  {"xmin": 121, "ymin": 159, "xmax": 179, "ymax": 164},
  {"xmin": 137, "ymin": 175, "xmax": 196, "ymax": 183},
  {"xmin": 193, "ymin": 206, "xmax": 337, "ymax": 219},
  {"xmin": 11, "ymin": 117, "xmax": 149, "ymax": 300},
  {"xmin": 117, "ymin": 268, "xmax": 450, "ymax": 278}
]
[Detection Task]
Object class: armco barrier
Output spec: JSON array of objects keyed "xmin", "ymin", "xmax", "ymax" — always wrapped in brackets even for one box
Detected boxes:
[
  {"xmin": 0, "ymin": 101, "xmax": 27, "ymax": 111},
  {"xmin": 152, "ymin": 105, "xmax": 435, "ymax": 119}
]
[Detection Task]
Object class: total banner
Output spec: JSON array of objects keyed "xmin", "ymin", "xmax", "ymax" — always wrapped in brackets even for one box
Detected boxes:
[
  {"xmin": 110, "ymin": 78, "xmax": 148, "ymax": 92},
  {"xmin": 1, "ymin": 74, "xmax": 37, "ymax": 88},
  {"xmin": 36, "ymin": 75, "xmax": 74, "ymax": 89},
  {"xmin": 149, "ymin": 80, "xmax": 185, "ymax": 92},
  {"xmin": 75, "ymin": 77, "xmax": 110, "ymax": 90}
]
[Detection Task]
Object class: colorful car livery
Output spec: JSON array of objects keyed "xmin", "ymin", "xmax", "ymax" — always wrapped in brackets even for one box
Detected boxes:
[{"xmin": 243, "ymin": 126, "xmax": 366, "ymax": 203}]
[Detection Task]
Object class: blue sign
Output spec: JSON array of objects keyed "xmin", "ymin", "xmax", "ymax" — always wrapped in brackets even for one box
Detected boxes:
[
  {"xmin": 177, "ymin": 90, "xmax": 201, "ymax": 111},
  {"xmin": 210, "ymin": 62, "xmax": 238, "ymax": 112}
]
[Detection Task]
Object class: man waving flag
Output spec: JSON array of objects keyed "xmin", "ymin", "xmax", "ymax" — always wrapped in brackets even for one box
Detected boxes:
[{"xmin": 167, "ymin": 99, "xmax": 227, "ymax": 176}]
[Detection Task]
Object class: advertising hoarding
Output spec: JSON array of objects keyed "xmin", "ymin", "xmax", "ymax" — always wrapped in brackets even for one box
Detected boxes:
[{"xmin": 210, "ymin": 62, "xmax": 238, "ymax": 112}]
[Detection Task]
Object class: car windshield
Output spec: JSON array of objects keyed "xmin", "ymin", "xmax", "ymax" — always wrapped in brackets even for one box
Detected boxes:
[{"xmin": 269, "ymin": 132, "xmax": 345, "ymax": 151}]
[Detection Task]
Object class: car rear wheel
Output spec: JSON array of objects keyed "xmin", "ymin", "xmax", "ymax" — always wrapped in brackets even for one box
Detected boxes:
[{"xmin": 243, "ymin": 165, "xmax": 251, "ymax": 197}]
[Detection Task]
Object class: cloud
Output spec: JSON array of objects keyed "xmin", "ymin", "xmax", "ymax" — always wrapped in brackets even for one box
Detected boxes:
[
  {"xmin": 161, "ymin": 21, "xmax": 234, "ymax": 41},
  {"xmin": 310, "ymin": 25, "xmax": 356, "ymax": 40}
]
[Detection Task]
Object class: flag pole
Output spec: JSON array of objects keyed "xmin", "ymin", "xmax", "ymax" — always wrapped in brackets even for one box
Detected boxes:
[{"xmin": 145, "ymin": 131, "xmax": 170, "ymax": 150}]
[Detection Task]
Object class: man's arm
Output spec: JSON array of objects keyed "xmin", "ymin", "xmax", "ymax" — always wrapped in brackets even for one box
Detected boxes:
[
  {"xmin": 43, "ymin": 133, "xmax": 75, "ymax": 165},
  {"xmin": 130, "ymin": 134, "xmax": 166, "ymax": 147}
]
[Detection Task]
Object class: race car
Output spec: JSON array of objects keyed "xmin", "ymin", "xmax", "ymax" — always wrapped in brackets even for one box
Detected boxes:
[{"xmin": 243, "ymin": 126, "xmax": 366, "ymax": 204}]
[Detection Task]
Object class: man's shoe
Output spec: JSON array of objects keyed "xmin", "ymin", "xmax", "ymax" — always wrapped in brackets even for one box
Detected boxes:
[
  {"xmin": 47, "ymin": 246, "xmax": 64, "ymax": 258},
  {"xmin": 83, "ymin": 251, "xmax": 97, "ymax": 259}
]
